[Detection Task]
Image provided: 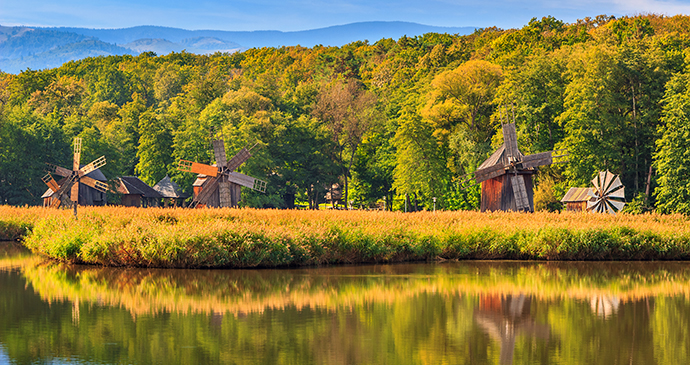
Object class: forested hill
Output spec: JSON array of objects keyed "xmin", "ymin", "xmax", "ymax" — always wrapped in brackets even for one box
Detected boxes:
[
  {"xmin": 2, "ymin": 14, "xmax": 690, "ymax": 214},
  {"xmin": 0, "ymin": 22, "xmax": 475, "ymax": 73}
]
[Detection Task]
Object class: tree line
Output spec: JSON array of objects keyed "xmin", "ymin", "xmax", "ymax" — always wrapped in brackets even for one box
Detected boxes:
[{"xmin": 1, "ymin": 14, "xmax": 690, "ymax": 213}]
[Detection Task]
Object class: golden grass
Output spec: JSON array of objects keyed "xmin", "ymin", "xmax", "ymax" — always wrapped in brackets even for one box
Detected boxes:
[{"xmin": 2, "ymin": 205, "xmax": 690, "ymax": 267}]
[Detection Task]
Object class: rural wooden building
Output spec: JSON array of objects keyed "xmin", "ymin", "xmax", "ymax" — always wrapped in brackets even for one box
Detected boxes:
[
  {"xmin": 476, "ymin": 144, "xmax": 536, "ymax": 212},
  {"xmin": 116, "ymin": 176, "xmax": 163, "ymax": 207},
  {"xmin": 153, "ymin": 175, "xmax": 190, "ymax": 207},
  {"xmin": 324, "ymin": 183, "xmax": 342, "ymax": 206},
  {"xmin": 471, "ymin": 122, "xmax": 564, "ymax": 213},
  {"xmin": 560, "ymin": 187, "xmax": 595, "ymax": 212},
  {"xmin": 41, "ymin": 168, "xmax": 107, "ymax": 207},
  {"xmin": 192, "ymin": 174, "xmax": 241, "ymax": 208}
]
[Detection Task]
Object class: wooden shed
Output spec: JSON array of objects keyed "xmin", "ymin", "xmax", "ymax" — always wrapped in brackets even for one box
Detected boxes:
[
  {"xmin": 560, "ymin": 187, "xmax": 595, "ymax": 212},
  {"xmin": 153, "ymin": 175, "xmax": 190, "ymax": 207},
  {"xmin": 116, "ymin": 176, "xmax": 163, "ymax": 207},
  {"xmin": 41, "ymin": 168, "xmax": 107, "ymax": 207}
]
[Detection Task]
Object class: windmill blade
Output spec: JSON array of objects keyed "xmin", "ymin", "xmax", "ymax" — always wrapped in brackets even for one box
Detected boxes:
[
  {"xmin": 71, "ymin": 182, "xmax": 80, "ymax": 203},
  {"xmin": 521, "ymin": 151, "xmax": 554, "ymax": 169},
  {"xmin": 474, "ymin": 164, "xmax": 507, "ymax": 183},
  {"xmin": 73, "ymin": 137, "xmax": 82, "ymax": 171},
  {"xmin": 591, "ymin": 175, "xmax": 601, "ymax": 193},
  {"xmin": 80, "ymin": 176, "xmax": 109, "ymax": 193},
  {"xmin": 42, "ymin": 174, "xmax": 61, "ymax": 193},
  {"xmin": 193, "ymin": 176, "xmax": 220, "ymax": 206},
  {"xmin": 608, "ymin": 185, "xmax": 625, "ymax": 200},
  {"xmin": 502, "ymin": 123, "xmax": 520, "ymax": 161},
  {"xmin": 178, "ymin": 160, "xmax": 219, "ymax": 177},
  {"xmin": 49, "ymin": 196, "xmax": 62, "ymax": 208},
  {"xmin": 225, "ymin": 147, "xmax": 252, "ymax": 172},
  {"xmin": 604, "ymin": 176, "xmax": 623, "ymax": 196},
  {"xmin": 46, "ymin": 163, "xmax": 73, "ymax": 177},
  {"xmin": 600, "ymin": 170, "xmax": 616, "ymax": 193},
  {"xmin": 218, "ymin": 181, "xmax": 232, "ymax": 207},
  {"xmin": 80, "ymin": 156, "xmax": 106, "ymax": 176},
  {"xmin": 607, "ymin": 199, "xmax": 626, "ymax": 213},
  {"xmin": 510, "ymin": 174, "xmax": 530, "ymax": 212},
  {"xmin": 226, "ymin": 171, "xmax": 267, "ymax": 192},
  {"xmin": 212, "ymin": 140, "xmax": 228, "ymax": 168}
]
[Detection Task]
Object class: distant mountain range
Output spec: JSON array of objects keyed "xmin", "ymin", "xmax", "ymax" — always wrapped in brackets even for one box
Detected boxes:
[{"xmin": 0, "ymin": 22, "xmax": 475, "ymax": 74}]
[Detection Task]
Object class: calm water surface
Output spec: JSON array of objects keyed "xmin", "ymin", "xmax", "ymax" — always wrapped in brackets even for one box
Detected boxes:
[{"xmin": 1, "ymin": 241, "xmax": 690, "ymax": 365}]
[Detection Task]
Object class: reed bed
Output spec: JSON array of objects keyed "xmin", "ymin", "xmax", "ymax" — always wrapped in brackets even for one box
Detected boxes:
[{"xmin": 1, "ymin": 205, "xmax": 688, "ymax": 267}]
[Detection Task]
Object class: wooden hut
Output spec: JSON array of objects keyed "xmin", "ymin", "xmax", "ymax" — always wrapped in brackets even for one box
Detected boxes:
[
  {"xmin": 41, "ymin": 168, "xmax": 107, "ymax": 207},
  {"xmin": 560, "ymin": 187, "xmax": 595, "ymax": 212},
  {"xmin": 153, "ymin": 175, "xmax": 190, "ymax": 207},
  {"xmin": 115, "ymin": 176, "xmax": 163, "ymax": 207}
]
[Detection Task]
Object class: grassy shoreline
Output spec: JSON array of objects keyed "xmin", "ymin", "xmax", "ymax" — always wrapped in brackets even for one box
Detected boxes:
[{"xmin": 2, "ymin": 206, "xmax": 690, "ymax": 268}]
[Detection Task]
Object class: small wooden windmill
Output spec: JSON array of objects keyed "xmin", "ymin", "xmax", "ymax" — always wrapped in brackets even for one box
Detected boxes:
[
  {"xmin": 42, "ymin": 137, "xmax": 108, "ymax": 210},
  {"xmin": 470, "ymin": 122, "xmax": 567, "ymax": 212},
  {"xmin": 178, "ymin": 137, "xmax": 267, "ymax": 208}
]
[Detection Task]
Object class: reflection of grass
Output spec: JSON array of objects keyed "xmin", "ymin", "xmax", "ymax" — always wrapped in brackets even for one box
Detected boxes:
[
  {"xmin": 20, "ymin": 261, "xmax": 690, "ymax": 316},
  {"xmin": 2, "ymin": 205, "xmax": 690, "ymax": 267}
]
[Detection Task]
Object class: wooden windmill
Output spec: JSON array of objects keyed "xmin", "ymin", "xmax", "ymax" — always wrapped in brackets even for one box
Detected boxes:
[
  {"xmin": 178, "ymin": 137, "xmax": 267, "ymax": 208},
  {"xmin": 41, "ymin": 137, "xmax": 108, "ymax": 209},
  {"xmin": 470, "ymin": 122, "xmax": 567, "ymax": 212}
]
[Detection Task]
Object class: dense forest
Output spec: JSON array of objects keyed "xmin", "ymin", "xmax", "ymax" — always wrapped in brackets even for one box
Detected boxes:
[{"xmin": 2, "ymin": 14, "xmax": 690, "ymax": 213}]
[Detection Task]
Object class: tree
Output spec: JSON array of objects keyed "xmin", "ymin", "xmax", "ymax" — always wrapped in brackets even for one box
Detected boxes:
[
  {"xmin": 135, "ymin": 110, "xmax": 173, "ymax": 186},
  {"xmin": 654, "ymin": 72, "xmax": 690, "ymax": 214},
  {"xmin": 312, "ymin": 78, "xmax": 379, "ymax": 206}
]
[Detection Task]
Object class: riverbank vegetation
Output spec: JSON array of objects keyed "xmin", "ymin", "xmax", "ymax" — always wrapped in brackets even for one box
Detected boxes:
[
  {"xmin": 3, "ymin": 206, "xmax": 690, "ymax": 267},
  {"xmin": 3, "ymin": 14, "xmax": 690, "ymax": 213}
]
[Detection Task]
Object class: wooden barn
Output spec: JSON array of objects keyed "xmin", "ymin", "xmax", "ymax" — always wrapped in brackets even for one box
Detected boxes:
[
  {"xmin": 153, "ymin": 175, "xmax": 190, "ymax": 207},
  {"xmin": 41, "ymin": 168, "xmax": 107, "ymax": 207},
  {"xmin": 560, "ymin": 187, "xmax": 595, "ymax": 212},
  {"xmin": 115, "ymin": 176, "xmax": 163, "ymax": 207}
]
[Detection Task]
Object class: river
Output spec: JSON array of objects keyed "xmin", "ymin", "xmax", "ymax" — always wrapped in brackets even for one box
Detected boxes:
[{"xmin": 1, "ymin": 241, "xmax": 689, "ymax": 364}]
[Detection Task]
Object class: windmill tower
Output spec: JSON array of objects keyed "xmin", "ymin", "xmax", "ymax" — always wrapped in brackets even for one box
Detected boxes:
[
  {"xmin": 178, "ymin": 137, "xmax": 267, "ymax": 208},
  {"xmin": 470, "ymin": 122, "xmax": 566, "ymax": 212},
  {"xmin": 41, "ymin": 137, "xmax": 108, "ymax": 210}
]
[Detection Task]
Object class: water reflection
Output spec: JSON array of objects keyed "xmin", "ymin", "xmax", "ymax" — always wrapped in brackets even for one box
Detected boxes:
[
  {"xmin": 475, "ymin": 294, "xmax": 550, "ymax": 365},
  {"xmin": 1, "ymin": 242, "xmax": 690, "ymax": 364}
]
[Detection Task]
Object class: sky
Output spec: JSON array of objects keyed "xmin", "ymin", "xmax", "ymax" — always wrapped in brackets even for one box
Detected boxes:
[{"xmin": 2, "ymin": 0, "xmax": 690, "ymax": 31}]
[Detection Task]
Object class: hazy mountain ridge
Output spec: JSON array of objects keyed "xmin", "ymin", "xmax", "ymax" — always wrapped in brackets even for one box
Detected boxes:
[{"xmin": 0, "ymin": 22, "xmax": 475, "ymax": 73}]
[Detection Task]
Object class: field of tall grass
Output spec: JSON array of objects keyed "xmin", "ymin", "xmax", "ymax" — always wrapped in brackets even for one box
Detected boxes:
[{"xmin": 2, "ymin": 205, "xmax": 690, "ymax": 268}]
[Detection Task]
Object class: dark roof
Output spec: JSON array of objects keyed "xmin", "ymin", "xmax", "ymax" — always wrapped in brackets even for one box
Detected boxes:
[
  {"xmin": 153, "ymin": 175, "xmax": 190, "ymax": 199},
  {"xmin": 561, "ymin": 187, "xmax": 595, "ymax": 203},
  {"xmin": 118, "ymin": 176, "xmax": 163, "ymax": 198},
  {"xmin": 41, "ymin": 168, "xmax": 107, "ymax": 198}
]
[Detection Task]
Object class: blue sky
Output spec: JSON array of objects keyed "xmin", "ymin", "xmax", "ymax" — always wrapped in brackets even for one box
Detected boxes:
[{"xmin": 2, "ymin": 0, "xmax": 690, "ymax": 31}]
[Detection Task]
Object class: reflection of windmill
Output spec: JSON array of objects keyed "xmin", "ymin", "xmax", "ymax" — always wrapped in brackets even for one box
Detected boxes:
[
  {"xmin": 588, "ymin": 170, "xmax": 626, "ymax": 214},
  {"xmin": 470, "ymin": 122, "xmax": 567, "ymax": 212},
  {"xmin": 178, "ymin": 137, "xmax": 267, "ymax": 208},
  {"xmin": 41, "ymin": 137, "xmax": 108, "ymax": 208},
  {"xmin": 474, "ymin": 294, "xmax": 550, "ymax": 365}
]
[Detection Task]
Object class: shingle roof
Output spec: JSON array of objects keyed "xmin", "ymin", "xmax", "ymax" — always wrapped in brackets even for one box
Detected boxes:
[
  {"xmin": 117, "ymin": 176, "xmax": 163, "ymax": 198},
  {"xmin": 153, "ymin": 175, "xmax": 190, "ymax": 199},
  {"xmin": 561, "ymin": 187, "xmax": 595, "ymax": 203}
]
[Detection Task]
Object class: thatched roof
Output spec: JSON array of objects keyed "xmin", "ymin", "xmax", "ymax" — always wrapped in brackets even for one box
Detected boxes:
[{"xmin": 153, "ymin": 175, "xmax": 190, "ymax": 199}]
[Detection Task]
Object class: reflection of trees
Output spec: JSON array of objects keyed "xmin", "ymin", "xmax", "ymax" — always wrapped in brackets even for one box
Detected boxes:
[{"xmin": 474, "ymin": 294, "xmax": 550, "ymax": 365}]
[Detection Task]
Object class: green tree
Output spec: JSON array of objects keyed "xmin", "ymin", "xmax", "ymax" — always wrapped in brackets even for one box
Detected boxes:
[
  {"xmin": 654, "ymin": 72, "xmax": 690, "ymax": 214},
  {"xmin": 135, "ymin": 110, "xmax": 173, "ymax": 186}
]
